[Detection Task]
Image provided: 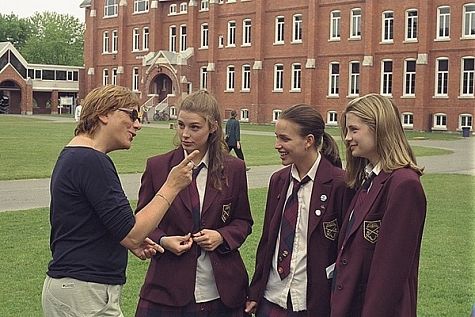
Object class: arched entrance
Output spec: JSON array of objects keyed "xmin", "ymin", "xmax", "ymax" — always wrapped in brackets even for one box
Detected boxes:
[
  {"xmin": 0, "ymin": 80, "xmax": 21, "ymax": 114},
  {"xmin": 149, "ymin": 73, "xmax": 173, "ymax": 102}
]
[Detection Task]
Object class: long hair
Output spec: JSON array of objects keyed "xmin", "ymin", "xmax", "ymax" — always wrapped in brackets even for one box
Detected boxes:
[
  {"xmin": 175, "ymin": 90, "xmax": 227, "ymax": 190},
  {"xmin": 74, "ymin": 85, "xmax": 140, "ymax": 136},
  {"xmin": 280, "ymin": 104, "xmax": 342, "ymax": 168},
  {"xmin": 340, "ymin": 93, "xmax": 424, "ymax": 188}
]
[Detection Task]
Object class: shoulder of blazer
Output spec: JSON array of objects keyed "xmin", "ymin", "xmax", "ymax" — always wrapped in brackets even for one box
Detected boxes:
[
  {"xmin": 147, "ymin": 148, "xmax": 184, "ymax": 169},
  {"xmin": 316, "ymin": 156, "xmax": 346, "ymax": 184},
  {"xmin": 384, "ymin": 167, "xmax": 421, "ymax": 185}
]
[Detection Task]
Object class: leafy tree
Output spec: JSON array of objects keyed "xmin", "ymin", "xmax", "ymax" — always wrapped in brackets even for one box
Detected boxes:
[
  {"xmin": 0, "ymin": 13, "xmax": 33, "ymax": 49},
  {"xmin": 21, "ymin": 12, "xmax": 84, "ymax": 66}
]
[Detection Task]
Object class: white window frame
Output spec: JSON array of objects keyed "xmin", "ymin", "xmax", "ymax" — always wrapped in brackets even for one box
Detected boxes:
[
  {"xmin": 200, "ymin": 0, "xmax": 209, "ymax": 11},
  {"xmin": 112, "ymin": 30, "xmax": 118, "ymax": 53},
  {"xmin": 459, "ymin": 114, "xmax": 473, "ymax": 129},
  {"xmin": 381, "ymin": 60, "xmax": 393, "ymax": 96},
  {"xmin": 291, "ymin": 63, "xmax": 301, "ymax": 92},
  {"xmin": 143, "ymin": 27, "xmax": 149, "ymax": 51},
  {"xmin": 272, "ymin": 109, "xmax": 282, "ymax": 122},
  {"xmin": 112, "ymin": 68, "xmax": 118, "ymax": 85},
  {"xmin": 242, "ymin": 19, "xmax": 252, "ymax": 46},
  {"xmin": 180, "ymin": 2, "xmax": 188, "ymax": 13},
  {"xmin": 330, "ymin": 10, "xmax": 341, "ymax": 40},
  {"xmin": 292, "ymin": 14, "xmax": 303, "ymax": 43},
  {"xmin": 404, "ymin": 59, "xmax": 416, "ymax": 96},
  {"xmin": 382, "ymin": 11, "xmax": 394, "ymax": 43},
  {"xmin": 240, "ymin": 109, "xmax": 249, "ymax": 122},
  {"xmin": 169, "ymin": 4, "xmax": 177, "ymax": 15},
  {"xmin": 349, "ymin": 61, "xmax": 360, "ymax": 96},
  {"xmin": 132, "ymin": 67, "xmax": 139, "ymax": 91},
  {"xmin": 275, "ymin": 16, "xmax": 285, "ymax": 44},
  {"xmin": 401, "ymin": 112, "xmax": 414, "ymax": 128},
  {"xmin": 433, "ymin": 113, "xmax": 447, "ymax": 130},
  {"xmin": 134, "ymin": 0, "xmax": 149, "ymax": 13},
  {"xmin": 463, "ymin": 3, "xmax": 475, "ymax": 38},
  {"xmin": 436, "ymin": 6, "xmax": 450, "ymax": 40},
  {"xmin": 435, "ymin": 57, "xmax": 449, "ymax": 96},
  {"xmin": 201, "ymin": 23, "xmax": 209, "ymax": 48},
  {"xmin": 405, "ymin": 9, "xmax": 418, "ymax": 41},
  {"xmin": 226, "ymin": 65, "xmax": 235, "ymax": 91},
  {"xmin": 350, "ymin": 8, "xmax": 362, "ymax": 39},
  {"xmin": 227, "ymin": 21, "xmax": 236, "ymax": 47},
  {"xmin": 274, "ymin": 64, "xmax": 284, "ymax": 91},
  {"xmin": 200, "ymin": 66, "xmax": 208, "ymax": 90},
  {"xmin": 103, "ymin": 31, "xmax": 110, "ymax": 53},
  {"xmin": 328, "ymin": 62, "xmax": 339, "ymax": 96},
  {"xmin": 104, "ymin": 0, "xmax": 118, "ymax": 17},
  {"xmin": 327, "ymin": 111, "xmax": 338, "ymax": 126},
  {"xmin": 180, "ymin": 25, "xmax": 187, "ymax": 51},
  {"xmin": 242, "ymin": 64, "xmax": 251, "ymax": 91},
  {"xmin": 170, "ymin": 106, "xmax": 177, "ymax": 119},
  {"xmin": 103, "ymin": 68, "xmax": 109, "ymax": 86},
  {"xmin": 169, "ymin": 25, "xmax": 177, "ymax": 52},
  {"xmin": 133, "ymin": 28, "xmax": 140, "ymax": 51},
  {"xmin": 461, "ymin": 57, "xmax": 475, "ymax": 96}
]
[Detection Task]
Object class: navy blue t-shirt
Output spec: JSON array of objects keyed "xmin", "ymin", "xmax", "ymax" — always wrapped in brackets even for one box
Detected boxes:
[{"xmin": 47, "ymin": 147, "xmax": 136, "ymax": 285}]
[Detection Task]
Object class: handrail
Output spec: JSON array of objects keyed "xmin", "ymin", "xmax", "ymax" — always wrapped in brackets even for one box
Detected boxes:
[{"xmin": 155, "ymin": 96, "xmax": 169, "ymax": 112}]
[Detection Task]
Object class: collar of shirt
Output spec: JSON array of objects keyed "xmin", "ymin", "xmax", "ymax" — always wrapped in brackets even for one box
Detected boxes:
[
  {"xmin": 290, "ymin": 152, "xmax": 321, "ymax": 183},
  {"xmin": 364, "ymin": 161, "xmax": 381, "ymax": 177},
  {"xmin": 183, "ymin": 148, "xmax": 210, "ymax": 170}
]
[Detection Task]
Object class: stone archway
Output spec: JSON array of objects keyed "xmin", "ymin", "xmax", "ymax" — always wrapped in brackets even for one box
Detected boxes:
[
  {"xmin": 149, "ymin": 73, "xmax": 173, "ymax": 103},
  {"xmin": 0, "ymin": 80, "xmax": 22, "ymax": 114}
]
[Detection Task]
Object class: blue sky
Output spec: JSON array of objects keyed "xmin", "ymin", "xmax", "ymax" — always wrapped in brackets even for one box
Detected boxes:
[{"xmin": 0, "ymin": 1, "xmax": 84, "ymax": 21}]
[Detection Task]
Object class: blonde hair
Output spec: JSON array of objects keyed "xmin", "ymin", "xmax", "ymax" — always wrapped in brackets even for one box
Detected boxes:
[
  {"xmin": 174, "ymin": 90, "xmax": 227, "ymax": 190},
  {"xmin": 340, "ymin": 93, "xmax": 424, "ymax": 188},
  {"xmin": 75, "ymin": 85, "xmax": 140, "ymax": 136}
]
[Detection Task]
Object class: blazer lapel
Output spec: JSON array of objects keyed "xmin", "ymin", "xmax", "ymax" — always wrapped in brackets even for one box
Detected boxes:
[
  {"xmin": 308, "ymin": 160, "xmax": 333, "ymax": 240},
  {"xmin": 268, "ymin": 170, "xmax": 291, "ymax": 244},
  {"xmin": 201, "ymin": 180, "xmax": 219, "ymax": 216}
]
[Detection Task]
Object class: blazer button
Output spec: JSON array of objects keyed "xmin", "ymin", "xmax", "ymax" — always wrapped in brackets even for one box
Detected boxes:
[
  {"xmin": 337, "ymin": 285, "xmax": 343, "ymax": 290},
  {"xmin": 341, "ymin": 259, "xmax": 348, "ymax": 265}
]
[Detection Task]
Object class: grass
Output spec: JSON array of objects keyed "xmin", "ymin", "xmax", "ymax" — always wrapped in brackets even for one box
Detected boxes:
[
  {"xmin": 0, "ymin": 174, "xmax": 473, "ymax": 316},
  {"xmin": 0, "ymin": 116, "xmax": 453, "ymax": 180}
]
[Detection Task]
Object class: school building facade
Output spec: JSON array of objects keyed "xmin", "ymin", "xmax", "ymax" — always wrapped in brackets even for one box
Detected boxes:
[{"xmin": 79, "ymin": 0, "xmax": 474, "ymax": 132}]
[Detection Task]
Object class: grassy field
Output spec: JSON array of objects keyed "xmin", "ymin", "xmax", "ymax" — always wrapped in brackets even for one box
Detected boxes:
[
  {"xmin": 0, "ymin": 174, "xmax": 473, "ymax": 316},
  {"xmin": 0, "ymin": 116, "xmax": 453, "ymax": 180}
]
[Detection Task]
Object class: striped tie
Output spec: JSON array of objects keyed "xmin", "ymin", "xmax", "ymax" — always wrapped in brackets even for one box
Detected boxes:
[{"xmin": 189, "ymin": 163, "xmax": 205, "ymax": 234}]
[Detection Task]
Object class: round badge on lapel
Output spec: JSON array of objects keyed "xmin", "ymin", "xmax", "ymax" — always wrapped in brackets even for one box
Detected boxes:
[
  {"xmin": 320, "ymin": 194, "xmax": 327, "ymax": 202},
  {"xmin": 315, "ymin": 209, "xmax": 322, "ymax": 216}
]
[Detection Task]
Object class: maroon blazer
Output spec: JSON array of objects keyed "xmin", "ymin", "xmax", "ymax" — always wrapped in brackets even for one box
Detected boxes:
[
  {"xmin": 331, "ymin": 168, "xmax": 426, "ymax": 317},
  {"xmin": 248, "ymin": 157, "xmax": 353, "ymax": 316},
  {"xmin": 136, "ymin": 148, "xmax": 253, "ymax": 308}
]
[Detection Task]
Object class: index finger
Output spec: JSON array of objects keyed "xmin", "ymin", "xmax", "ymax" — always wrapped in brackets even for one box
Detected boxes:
[{"xmin": 178, "ymin": 150, "xmax": 200, "ymax": 167}]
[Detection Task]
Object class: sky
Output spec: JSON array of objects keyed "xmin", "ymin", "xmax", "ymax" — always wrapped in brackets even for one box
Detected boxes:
[{"xmin": 0, "ymin": 0, "xmax": 85, "ymax": 22}]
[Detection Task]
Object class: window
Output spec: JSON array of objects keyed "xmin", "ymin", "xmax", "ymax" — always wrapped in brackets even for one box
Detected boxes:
[
  {"xmin": 242, "ymin": 64, "xmax": 251, "ymax": 91},
  {"xmin": 227, "ymin": 21, "xmax": 236, "ymax": 46},
  {"xmin": 461, "ymin": 57, "xmax": 475, "ymax": 96},
  {"xmin": 433, "ymin": 113, "xmax": 447, "ymax": 130},
  {"xmin": 201, "ymin": 24, "xmax": 209, "ymax": 48},
  {"xmin": 330, "ymin": 10, "xmax": 341, "ymax": 40},
  {"xmin": 227, "ymin": 66, "xmax": 235, "ymax": 91},
  {"xmin": 134, "ymin": 0, "xmax": 149, "ymax": 13},
  {"xmin": 180, "ymin": 25, "xmax": 187, "ymax": 51},
  {"xmin": 274, "ymin": 64, "xmax": 284, "ymax": 91},
  {"xmin": 291, "ymin": 63, "xmax": 301, "ymax": 91},
  {"xmin": 327, "ymin": 111, "xmax": 338, "ymax": 125},
  {"xmin": 112, "ymin": 68, "xmax": 117, "ymax": 85},
  {"xmin": 180, "ymin": 2, "xmax": 187, "ymax": 13},
  {"xmin": 200, "ymin": 0, "xmax": 209, "ymax": 11},
  {"xmin": 459, "ymin": 114, "xmax": 473, "ymax": 129},
  {"xmin": 132, "ymin": 67, "xmax": 139, "ymax": 91},
  {"xmin": 170, "ymin": 106, "xmax": 177, "ymax": 119},
  {"xmin": 349, "ymin": 61, "xmax": 360, "ymax": 96},
  {"xmin": 382, "ymin": 11, "xmax": 394, "ymax": 42},
  {"xmin": 103, "ymin": 31, "xmax": 109, "ymax": 53},
  {"xmin": 463, "ymin": 4, "xmax": 475, "ymax": 38},
  {"xmin": 103, "ymin": 69, "xmax": 109, "ymax": 85},
  {"xmin": 112, "ymin": 30, "xmax": 118, "ymax": 52},
  {"xmin": 329, "ymin": 62, "xmax": 339, "ymax": 96},
  {"xmin": 402, "ymin": 112, "xmax": 414, "ymax": 128},
  {"xmin": 293, "ymin": 14, "xmax": 303, "ymax": 42},
  {"xmin": 240, "ymin": 109, "xmax": 249, "ymax": 122},
  {"xmin": 143, "ymin": 27, "xmax": 149, "ymax": 50},
  {"xmin": 273, "ymin": 109, "xmax": 282, "ymax": 122},
  {"xmin": 219, "ymin": 35, "xmax": 224, "ymax": 48},
  {"xmin": 381, "ymin": 60, "xmax": 393, "ymax": 95},
  {"xmin": 350, "ymin": 8, "xmax": 362, "ymax": 39},
  {"xmin": 200, "ymin": 66, "xmax": 208, "ymax": 90},
  {"xmin": 406, "ymin": 9, "xmax": 418, "ymax": 41},
  {"xmin": 133, "ymin": 28, "xmax": 140, "ymax": 51},
  {"xmin": 243, "ymin": 19, "xmax": 252, "ymax": 46},
  {"xmin": 169, "ymin": 26, "xmax": 177, "ymax": 52},
  {"xmin": 404, "ymin": 59, "xmax": 416, "ymax": 96},
  {"xmin": 104, "ymin": 0, "xmax": 118, "ymax": 17},
  {"xmin": 436, "ymin": 58, "xmax": 449, "ymax": 96},
  {"xmin": 437, "ymin": 6, "xmax": 450, "ymax": 39},
  {"xmin": 275, "ymin": 16, "xmax": 285, "ymax": 44},
  {"xmin": 169, "ymin": 4, "xmax": 177, "ymax": 15}
]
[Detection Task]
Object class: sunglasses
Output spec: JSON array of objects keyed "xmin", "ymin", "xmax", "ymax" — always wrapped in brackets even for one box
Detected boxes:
[{"xmin": 117, "ymin": 108, "xmax": 140, "ymax": 123}]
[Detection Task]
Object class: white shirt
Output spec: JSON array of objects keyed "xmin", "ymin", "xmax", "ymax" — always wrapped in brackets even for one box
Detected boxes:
[{"xmin": 264, "ymin": 154, "xmax": 322, "ymax": 311}]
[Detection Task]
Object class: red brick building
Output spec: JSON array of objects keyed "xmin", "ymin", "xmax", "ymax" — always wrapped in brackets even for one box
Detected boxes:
[{"xmin": 80, "ymin": 0, "xmax": 474, "ymax": 132}]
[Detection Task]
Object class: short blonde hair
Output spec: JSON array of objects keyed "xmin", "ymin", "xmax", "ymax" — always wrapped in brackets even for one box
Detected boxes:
[{"xmin": 75, "ymin": 85, "xmax": 140, "ymax": 136}]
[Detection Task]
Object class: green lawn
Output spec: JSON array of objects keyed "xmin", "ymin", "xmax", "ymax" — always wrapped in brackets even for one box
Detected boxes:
[
  {"xmin": 0, "ymin": 174, "xmax": 473, "ymax": 316},
  {"xmin": 0, "ymin": 116, "xmax": 453, "ymax": 180}
]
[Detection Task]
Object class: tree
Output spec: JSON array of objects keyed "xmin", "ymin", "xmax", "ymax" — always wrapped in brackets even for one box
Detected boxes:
[
  {"xmin": 0, "ymin": 13, "xmax": 32, "ymax": 50},
  {"xmin": 21, "ymin": 12, "xmax": 84, "ymax": 66}
]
